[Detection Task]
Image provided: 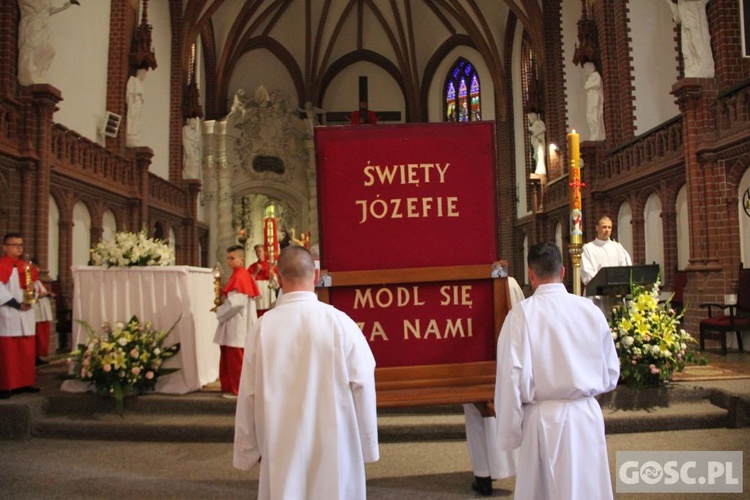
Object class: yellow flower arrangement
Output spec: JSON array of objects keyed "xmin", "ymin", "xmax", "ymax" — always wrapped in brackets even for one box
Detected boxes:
[
  {"xmin": 610, "ymin": 281, "xmax": 704, "ymax": 387},
  {"xmin": 65, "ymin": 316, "xmax": 180, "ymax": 414}
]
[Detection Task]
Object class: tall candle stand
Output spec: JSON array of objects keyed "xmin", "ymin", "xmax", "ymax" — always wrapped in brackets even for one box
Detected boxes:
[{"xmin": 568, "ymin": 130, "xmax": 584, "ymax": 296}]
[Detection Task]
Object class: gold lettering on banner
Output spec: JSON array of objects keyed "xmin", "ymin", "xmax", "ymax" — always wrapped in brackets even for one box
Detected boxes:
[
  {"xmin": 403, "ymin": 318, "xmax": 474, "ymax": 340},
  {"xmin": 357, "ymin": 321, "xmax": 390, "ymax": 342},
  {"xmin": 363, "ymin": 163, "xmax": 450, "ymax": 187},
  {"xmin": 357, "ymin": 161, "xmax": 459, "ymax": 224},
  {"xmin": 354, "ymin": 286, "xmax": 425, "ymax": 309},
  {"xmin": 355, "ymin": 196, "xmax": 459, "ymax": 224},
  {"xmin": 439, "ymin": 285, "xmax": 473, "ymax": 306}
]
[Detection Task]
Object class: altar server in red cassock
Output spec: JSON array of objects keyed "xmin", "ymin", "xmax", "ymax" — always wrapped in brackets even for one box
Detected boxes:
[
  {"xmin": 0, "ymin": 233, "xmax": 38, "ymax": 398},
  {"xmin": 248, "ymin": 244, "xmax": 276, "ymax": 315},
  {"xmin": 213, "ymin": 245, "xmax": 259, "ymax": 398},
  {"xmin": 32, "ymin": 263, "xmax": 54, "ymax": 365}
]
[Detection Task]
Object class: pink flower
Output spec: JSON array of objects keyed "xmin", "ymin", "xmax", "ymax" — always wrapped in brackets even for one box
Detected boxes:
[
  {"xmin": 145, "ymin": 371, "xmax": 154, "ymax": 380},
  {"xmin": 131, "ymin": 367, "xmax": 141, "ymax": 375},
  {"xmin": 103, "ymin": 364, "xmax": 112, "ymax": 372}
]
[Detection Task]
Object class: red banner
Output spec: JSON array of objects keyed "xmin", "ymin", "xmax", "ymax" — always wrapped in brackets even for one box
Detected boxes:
[
  {"xmin": 330, "ymin": 280, "xmax": 495, "ymax": 368},
  {"xmin": 315, "ymin": 122, "xmax": 498, "ymax": 271}
]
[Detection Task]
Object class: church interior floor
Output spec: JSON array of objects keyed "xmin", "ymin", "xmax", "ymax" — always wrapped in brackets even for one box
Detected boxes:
[
  {"xmin": 1, "ymin": 429, "xmax": 748, "ymax": 499},
  {"xmin": 2, "ymin": 349, "xmax": 748, "ymax": 498}
]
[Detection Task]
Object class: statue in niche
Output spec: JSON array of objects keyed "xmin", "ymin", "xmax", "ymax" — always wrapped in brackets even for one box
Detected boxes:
[
  {"xmin": 17, "ymin": 0, "xmax": 79, "ymax": 86},
  {"xmin": 182, "ymin": 117, "xmax": 202, "ymax": 179},
  {"xmin": 527, "ymin": 112, "xmax": 546, "ymax": 176},
  {"xmin": 666, "ymin": 0, "xmax": 714, "ymax": 78},
  {"xmin": 583, "ymin": 62, "xmax": 605, "ymax": 141},
  {"xmin": 126, "ymin": 68, "xmax": 147, "ymax": 147}
]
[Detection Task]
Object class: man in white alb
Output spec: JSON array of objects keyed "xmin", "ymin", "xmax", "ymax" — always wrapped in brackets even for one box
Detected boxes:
[
  {"xmin": 233, "ymin": 245, "xmax": 379, "ymax": 500},
  {"xmin": 463, "ymin": 276, "xmax": 524, "ymax": 496},
  {"xmin": 581, "ymin": 215, "xmax": 632, "ymax": 289},
  {"xmin": 494, "ymin": 242, "xmax": 620, "ymax": 499}
]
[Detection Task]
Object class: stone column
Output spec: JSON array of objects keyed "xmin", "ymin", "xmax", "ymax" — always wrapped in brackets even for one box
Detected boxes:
[
  {"xmin": 24, "ymin": 84, "xmax": 63, "ymax": 281},
  {"xmin": 672, "ymin": 78, "xmax": 720, "ymax": 272},
  {"xmin": 304, "ymin": 138, "xmax": 319, "ymax": 245},
  {"xmin": 131, "ymin": 147, "xmax": 154, "ymax": 231},
  {"xmin": 183, "ymin": 179, "xmax": 202, "ymax": 265},
  {"xmin": 217, "ymin": 159, "xmax": 234, "ymax": 264}
]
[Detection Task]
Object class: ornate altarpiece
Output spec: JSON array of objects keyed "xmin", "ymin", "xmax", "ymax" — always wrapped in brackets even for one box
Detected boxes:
[{"xmin": 201, "ymin": 86, "xmax": 319, "ymax": 264}]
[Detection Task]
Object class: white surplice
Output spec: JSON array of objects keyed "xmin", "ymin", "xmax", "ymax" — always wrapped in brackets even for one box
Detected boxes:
[
  {"xmin": 234, "ymin": 291, "xmax": 379, "ymax": 500},
  {"xmin": 213, "ymin": 291, "xmax": 257, "ymax": 348},
  {"xmin": 463, "ymin": 277, "xmax": 525, "ymax": 479},
  {"xmin": 0, "ymin": 268, "xmax": 35, "ymax": 337},
  {"xmin": 33, "ymin": 281, "xmax": 53, "ymax": 322},
  {"xmin": 494, "ymin": 283, "xmax": 620, "ymax": 500},
  {"xmin": 581, "ymin": 238, "xmax": 632, "ymax": 286}
]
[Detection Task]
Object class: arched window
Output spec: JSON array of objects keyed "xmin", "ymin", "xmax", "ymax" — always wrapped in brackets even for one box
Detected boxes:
[{"xmin": 444, "ymin": 58, "xmax": 481, "ymax": 122}]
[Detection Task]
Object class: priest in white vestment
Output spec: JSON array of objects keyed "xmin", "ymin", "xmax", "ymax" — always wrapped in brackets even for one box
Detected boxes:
[
  {"xmin": 233, "ymin": 245, "xmax": 379, "ymax": 500},
  {"xmin": 494, "ymin": 242, "xmax": 620, "ymax": 499},
  {"xmin": 581, "ymin": 215, "xmax": 632, "ymax": 287}
]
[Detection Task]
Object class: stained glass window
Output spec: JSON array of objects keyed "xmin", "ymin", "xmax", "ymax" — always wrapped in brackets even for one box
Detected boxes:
[{"xmin": 444, "ymin": 58, "xmax": 480, "ymax": 122}]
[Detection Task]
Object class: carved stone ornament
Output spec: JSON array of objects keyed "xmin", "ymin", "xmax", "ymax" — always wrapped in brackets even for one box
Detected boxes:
[{"xmin": 232, "ymin": 87, "xmax": 309, "ymax": 184}]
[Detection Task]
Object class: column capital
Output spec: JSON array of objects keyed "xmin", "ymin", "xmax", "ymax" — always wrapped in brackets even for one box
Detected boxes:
[{"xmin": 671, "ymin": 78, "xmax": 717, "ymax": 111}]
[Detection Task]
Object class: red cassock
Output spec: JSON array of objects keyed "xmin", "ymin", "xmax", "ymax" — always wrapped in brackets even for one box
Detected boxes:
[
  {"xmin": 248, "ymin": 259, "xmax": 272, "ymax": 281},
  {"xmin": 223, "ymin": 266, "xmax": 260, "ymax": 298},
  {"xmin": 218, "ymin": 267, "xmax": 259, "ymax": 395},
  {"xmin": 0, "ymin": 255, "xmax": 37, "ymax": 392}
]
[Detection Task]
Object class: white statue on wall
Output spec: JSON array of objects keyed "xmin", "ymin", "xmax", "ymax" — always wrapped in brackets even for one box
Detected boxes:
[
  {"xmin": 228, "ymin": 89, "xmax": 247, "ymax": 119},
  {"xmin": 17, "ymin": 0, "xmax": 79, "ymax": 86},
  {"xmin": 527, "ymin": 112, "xmax": 546, "ymax": 176},
  {"xmin": 299, "ymin": 101, "xmax": 325, "ymax": 137},
  {"xmin": 584, "ymin": 62, "xmax": 605, "ymax": 141},
  {"xmin": 126, "ymin": 68, "xmax": 147, "ymax": 147},
  {"xmin": 182, "ymin": 117, "xmax": 202, "ymax": 180},
  {"xmin": 666, "ymin": 0, "xmax": 715, "ymax": 78}
]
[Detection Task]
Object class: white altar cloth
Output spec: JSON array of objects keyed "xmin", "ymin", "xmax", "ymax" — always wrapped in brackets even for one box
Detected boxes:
[{"xmin": 62, "ymin": 266, "xmax": 220, "ymax": 394}]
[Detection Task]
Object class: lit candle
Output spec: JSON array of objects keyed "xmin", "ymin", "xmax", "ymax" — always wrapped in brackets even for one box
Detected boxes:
[{"xmin": 568, "ymin": 130, "xmax": 583, "ymax": 245}]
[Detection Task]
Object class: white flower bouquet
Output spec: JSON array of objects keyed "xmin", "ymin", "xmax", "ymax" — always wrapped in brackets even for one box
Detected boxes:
[
  {"xmin": 90, "ymin": 230, "xmax": 174, "ymax": 267},
  {"xmin": 65, "ymin": 316, "xmax": 181, "ymax": 414},
  {"xmin": 610, "ymin": 281, "xmax": 704, "ymax": 387}
]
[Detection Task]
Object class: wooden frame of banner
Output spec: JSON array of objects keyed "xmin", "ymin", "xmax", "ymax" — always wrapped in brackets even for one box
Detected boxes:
[{"xmin": 316, "ymin": 262, "xmax": 511, "ymax": 408}]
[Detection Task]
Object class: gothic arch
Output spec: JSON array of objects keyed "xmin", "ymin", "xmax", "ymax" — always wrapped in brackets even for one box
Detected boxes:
[
  {"xmin": 421, "ymin": 35, "xmax": 476, "ymax": 121},
  {"xmin": 318, "ymin": 50, "xmax": 408, "ymax": 119}
]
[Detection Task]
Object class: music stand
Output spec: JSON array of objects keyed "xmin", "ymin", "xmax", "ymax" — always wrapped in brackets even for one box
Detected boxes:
[{"xmin": 585, "ymin": 265, "xmax": 660, "ymax": 298}]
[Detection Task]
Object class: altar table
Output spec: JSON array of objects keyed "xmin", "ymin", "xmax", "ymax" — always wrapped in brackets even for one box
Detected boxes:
[{"xmin": 66, "ymin": 266, "xmax": 220, "ymax": 394}]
